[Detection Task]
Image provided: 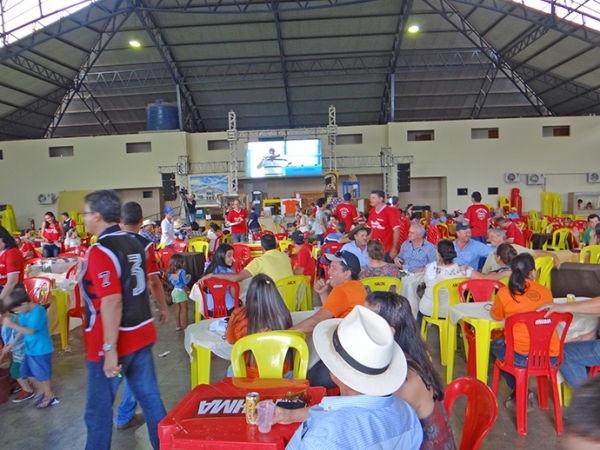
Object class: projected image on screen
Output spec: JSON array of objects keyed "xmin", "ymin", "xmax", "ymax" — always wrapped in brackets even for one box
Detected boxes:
[{"xmin": 246, "ymin": 140, "xmax": 322, "ymax": 178}]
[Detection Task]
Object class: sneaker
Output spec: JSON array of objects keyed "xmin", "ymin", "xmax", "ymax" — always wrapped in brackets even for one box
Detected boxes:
[
  {"xmin": 116, "ymin": 414, "xmax": 146, "ymax": 431},
  {"xmin": 505, "ymin": 390, "xmax": 534, "ymax": 413},
  {"xmin": 11, "ymin": 385, "xmax": 22, "ymax": 395},
  {"xmin": 12, "ymin": 390, "xmax": 34, "ymax": 403}
]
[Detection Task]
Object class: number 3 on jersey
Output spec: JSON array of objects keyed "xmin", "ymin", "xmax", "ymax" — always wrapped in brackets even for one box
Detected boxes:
[{"xmin": 128, "ymin": 254, "xmax": 146, "ymax": 296}]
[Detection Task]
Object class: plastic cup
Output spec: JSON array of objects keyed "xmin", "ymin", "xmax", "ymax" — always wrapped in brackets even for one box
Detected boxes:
[{"xmin": 257, "ymin": 400, "xmax": 275, "ymax": 433}]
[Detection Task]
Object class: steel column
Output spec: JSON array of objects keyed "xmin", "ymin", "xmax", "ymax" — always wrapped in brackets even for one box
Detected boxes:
[
  {"xmin": 228, "ymin": 110, "xmax": 239, "ymax": 194},
  {"xmin": 471, "ymin": 63, "xmax": 498, "ymax": 118}
]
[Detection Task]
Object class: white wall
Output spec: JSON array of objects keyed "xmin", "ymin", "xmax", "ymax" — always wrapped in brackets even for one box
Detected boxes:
[{"xmin": 2, "ymin": 116, "xmax": 600, "ymax": 228}]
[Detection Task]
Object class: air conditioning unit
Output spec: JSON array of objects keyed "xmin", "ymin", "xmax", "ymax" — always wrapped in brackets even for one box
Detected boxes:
[
  {"xmin": 504, "ymin": 173, "xmax": 521, "ymax": 183},
  {"xmin": 588, "ymin": 172, "xmax": 600, "ymax": 183},
  {"xmin": 527, "ymin": 173, "xmax": 546, "ymax": 185},
  {"xmin": 37, "ymin": 193, "xmax": 56, "ymax": 205}
]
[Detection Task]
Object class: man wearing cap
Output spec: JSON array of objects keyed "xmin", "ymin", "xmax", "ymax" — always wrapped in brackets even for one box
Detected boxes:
[
  {"xmin": 367, "ymin": 190, "xmax": 400, "ymax": 262},
  {"xmin": 61, "ymin": 212, "xmax": 76, "ymax": 235},
  {"xmin": 278, "ymin": 306, "xmax": 423, "ymax": 449},
  {"xmin": 340, "ymin": 224, "xmax": 370, "ymax": 267},
  {"xmin": 397, "ymin": 223, "xmax": 437, "ymax": 273},
  {"xmin": 464, "ymin": 191, "xmax": 490, "ymax": 243},
  {"xmin": 453, "ymin": 222, "xmax": 494, "ymax": 270},
  {"xmin": 334, "ymin": 193, "xmax": 358, "ymax": 234},
  {"xmin": 291, "ymin": 231, "xmax": 317, "ymax": 286},
  {"xmin": 140, "ymin": 219, "xmax": 159, "ymax": 245},
  {"xmin": 160, "ymin": 206, "xmax": 176, "ymax": 248}
]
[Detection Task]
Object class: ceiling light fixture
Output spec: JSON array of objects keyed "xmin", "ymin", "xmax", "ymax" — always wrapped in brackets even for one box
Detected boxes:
[
  {"xmin": 129, "ymin": 40, "xmax": 141, "ymax": 48},
  {"xmin": 407, "ymin": 25, "xmax": 420, "ymax": 33}
]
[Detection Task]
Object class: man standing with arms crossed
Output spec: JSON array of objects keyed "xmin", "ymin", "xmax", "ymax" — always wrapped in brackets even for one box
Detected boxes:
[{"xmin": 81, "ymin": 190, "xmax": 166, "ymax": 450}]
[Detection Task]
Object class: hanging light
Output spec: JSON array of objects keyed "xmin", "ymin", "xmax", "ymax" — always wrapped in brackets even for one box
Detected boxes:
[
  {"xmin": 407, "ymin": 25, "xmax": 420, "ymax": 33},
  {"xmin": 129, "ymin": 40, "xmax": 141, "ymax": 48}
]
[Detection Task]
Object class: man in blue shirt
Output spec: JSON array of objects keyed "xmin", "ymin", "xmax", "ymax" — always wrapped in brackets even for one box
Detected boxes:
[
  {"xmin": 277, "ymin": 306, "xmax": 423, "ymax": 450},
  {"xmin": 453, "ymin": 222, "xmax": 494, "ymax": 270},
  {"xmin": 340, "ymin": 224, "xmax": 370, "ymax": 267},
  {"xmin": 398, "ymin": 223, "xmax": 437, "ymax": 273}
]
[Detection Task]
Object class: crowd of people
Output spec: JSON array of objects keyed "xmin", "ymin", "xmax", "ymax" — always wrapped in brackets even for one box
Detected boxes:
[{"xmin": 2, "ymin": 187, "xmax": 600, "ymax": 450}]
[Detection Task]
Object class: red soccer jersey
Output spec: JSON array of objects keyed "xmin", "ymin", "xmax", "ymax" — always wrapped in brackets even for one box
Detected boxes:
[
  {"xmin": 367, "ymin": 205, "xmax": 400, "ymax": 252},
  {"xmin": 335, "ymin": 203, "xmax": 358, "ymax": 233},
  {"xmin": 465, "ymin": 203, "xmax": 490, "ymax": 237},
  {"xmin": 19, "ymin": 242, "xmax": 37, "ymax": 259},
  {"xmin": 0, "ymin": 247, "xmax": 24, "ymax": 285},
  {"xmin": 43, "ymin": 224, "xmax": 61, "ymax": 243},
  {"xmin": 294, "ymin": 244, "xmax": 316, "ymax": 285},
  {"xmin": 82, "ymin": 245, "xmax": 157, "ymax": 362},
  {"xmin": 227, "ymin": 208, "xmax": 247, "ymax": 235},
  {"xmin": 505, "ymin": 222, "xmax": 525, "ymax": 247}
]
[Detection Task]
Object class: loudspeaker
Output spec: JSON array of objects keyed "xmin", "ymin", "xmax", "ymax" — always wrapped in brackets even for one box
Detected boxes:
[
  {"xmin": 397, "ymin": 163, "xmax": 410, "ymax": 193},
  {"xmin": 162, "ymin": 173, "xmax": 177, "ymax": 201}
]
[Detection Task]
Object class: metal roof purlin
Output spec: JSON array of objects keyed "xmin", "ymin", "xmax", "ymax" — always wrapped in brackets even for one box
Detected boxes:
[
  {"xmin": 128, "ymin": 0, "xmax": 205, "ymax": 132},
  {"xmin": 273, "ymin": 9, "xmax": 294, "ymax": 127},
  {"xmin": 45, "ymin": 11, "xmax": 131, "ymax": 137},
  {"xmin": 422, "ymin": 0, "xmax": 553, "ymax": 116},
  {"xmin": 0, "ymin": 89, "xmax": 66, "ymax": 135},
  {"xmin": 379, "ymin": 0, "xmax": 414, "ymax": 124},
  {"xmin": 470, "ymin": 63, "xmax": 498, "ymax": 118}
]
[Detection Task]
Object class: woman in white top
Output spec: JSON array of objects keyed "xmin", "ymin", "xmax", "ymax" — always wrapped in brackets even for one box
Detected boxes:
[
  {"xmin": 419, "ymin": 239, "xmax": 472, "ymax": 319},
  {"xmin": 64, "ymin": 228, "xmax": 81, "ymax": 249},
  {"xmin": 203, "ymin": 222, "xmax": 221, "ymax": 252},
  {"xmin": 296, "ymin": 206, "xmax": 309, "ymax": 233}
]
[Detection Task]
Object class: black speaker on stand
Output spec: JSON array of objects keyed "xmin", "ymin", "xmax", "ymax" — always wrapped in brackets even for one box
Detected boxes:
[
  {"xmin": 162, "ymin": 173, "xmax": 177, "ymax": 201},
  {"xmin": 397, "ymin": 163, "xmax": 411, "ymax": 193}
]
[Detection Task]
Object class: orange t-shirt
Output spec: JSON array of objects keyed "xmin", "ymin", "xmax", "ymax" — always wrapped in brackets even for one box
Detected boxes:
[
  {"xmin": 490, "ymin": 281, "xmax": 559, "ymax": 356},
  {"xmin": 226, "ymin": 306, "xmax": 291, "ymax": 378},
  {"xmin": 322, "ymin": 280, "xmax": 367, "ymax": 318}
]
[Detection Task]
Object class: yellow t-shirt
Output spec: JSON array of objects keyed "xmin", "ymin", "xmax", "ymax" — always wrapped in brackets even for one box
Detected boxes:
[
  {"xmin": 322, "ymin": 280, "xmax": 367, "ymax": 318},
  {"xmin": 244, "ymin": 249, "xmax": 293, "ymax": 283}
]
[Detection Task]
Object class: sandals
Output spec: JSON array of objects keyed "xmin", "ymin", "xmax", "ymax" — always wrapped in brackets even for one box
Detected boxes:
[{"xmin": 36, "ymin": 397, "xmax": 59, "ymax": 409}]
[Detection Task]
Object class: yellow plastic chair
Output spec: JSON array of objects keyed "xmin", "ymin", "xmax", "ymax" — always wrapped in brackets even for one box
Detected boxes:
[
  {"xmin": 189, "ymin": 240, "xmax": 209, "ymax": 259},
  {"xmin": 275, "ymin": 275, "xmax": 312, "ymax": 311},
  {"xmin": 420, "ymin": 277, "xmax": 469, "ymax": 366},
  {"xmin": 546, "ymin": 228, "xmax": 574, "ymax": 251},
  {"xmin": 540, "ymin": 217, "xmax": 549, "ymax": 234},
  {"xmin": 529, "ymin": 210, "xmax": 539, "ymax": 220},
  {"xmin": 360, "ymin": 276, "xmax": 402, "ymax": 293},
  {"xmin": 580, "ymin": 245, "xmax": 600, "ymax": 264},
  {"xmin": 260, "ymin": 224, "xmax": 267, "ymax": 232},
  {"xmin": 189, "ymin": 236, "xmax": 207, "ymax": 243},
  {"xmin": 535, "ymin": 255, "xmax": 554, "ymax": 289},
  {"xmin": 278, "ymin": 239, "xmax": 293, "ymax": 253},
  {"xmin": 230, "ymin": 331, "xmax": 309, "ymax": 379},
  {"xmin": 222, "ymin": 234, "xmax": 232, "ymax": 244},
  {"xmin": 90, "ymin": 235, "xmax": 98, "ymax": 245},
  {"xmin": 528, "ymin": 218, "xmax": 541, "ymax": 233}
]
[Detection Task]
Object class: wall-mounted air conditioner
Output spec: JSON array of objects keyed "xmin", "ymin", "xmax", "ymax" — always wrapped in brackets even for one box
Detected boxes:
[
  {"xmin": 504, "ymin": 173, "xmax": 520, "ymax": 183},
  {"xmin": 527, "ymin": 173, "xmax": 546, "ymax": 185}
]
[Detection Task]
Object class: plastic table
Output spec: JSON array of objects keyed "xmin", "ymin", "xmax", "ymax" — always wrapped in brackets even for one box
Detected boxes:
[{"xmin": 158, "ymin": 377, "xmax": 325, "ymax": 450}]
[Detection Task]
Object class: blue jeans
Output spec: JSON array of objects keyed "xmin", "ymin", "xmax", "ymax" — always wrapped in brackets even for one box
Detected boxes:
[
  {"xmin": 115, "ymin": 380, "xmax": 137, "ymax": 427},
  {"xmin": 85, "ymin": 344, "xmax": 166, "ymax": 450},
  {"xmin": 560, "ymin": 340, "xmax": 600, "ymax": 388},
  {"xmin": 231, "ymin": 233, "xmax": 246, "ymax": 243},
  {"xmin": 490, "ymin": 338, "xmax": 558, "ymax": 390},
  {"xmin": 42, "ymin": 243, "xmax": 59, "ymax": 257}
]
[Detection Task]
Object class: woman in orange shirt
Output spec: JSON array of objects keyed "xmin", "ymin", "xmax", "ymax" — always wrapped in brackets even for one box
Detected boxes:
[
  {"xmin": 490, "ymin": 253, "xmax": 558, "ymax": 411},
  {"xmin": 226, "ymin": 274, "xmax": 293, "ymax": 378}
]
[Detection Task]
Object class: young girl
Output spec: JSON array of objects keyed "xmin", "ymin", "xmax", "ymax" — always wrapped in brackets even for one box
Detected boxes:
[
  {"xmin": 202, "ymin": 244, "xmax": 236, "ymax": 316},
  {"xmin": 364, "ymin": 291, "xmax": 455, "ymax": 450},
  {"xmin": 167, "ymin": 254, "xmax": 190, "ymax": 331},
  {"xmin": 64, "ymin": 228, "xmax": 81, "ymax": 249},
  {"xmin": 226, "ymin": 274, "xmax": 293, "ymax": 378},
  {"xmin": 490, "ymin": 253, "xmax": 558, "ymax": 411}
]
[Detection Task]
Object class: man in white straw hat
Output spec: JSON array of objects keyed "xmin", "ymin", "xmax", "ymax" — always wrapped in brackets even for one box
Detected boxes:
[{"xmin": 279, "ymin": 305, "xmax": 423, "ymax": 449}]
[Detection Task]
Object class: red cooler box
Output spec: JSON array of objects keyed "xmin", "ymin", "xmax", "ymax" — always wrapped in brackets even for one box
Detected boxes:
[{"xmin": 159, "ymin": 378, "xmax": 325, "ymax": 449}]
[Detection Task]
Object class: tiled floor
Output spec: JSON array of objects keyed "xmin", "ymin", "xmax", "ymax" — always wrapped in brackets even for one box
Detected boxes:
[{"xmin": 0, "ymin": 300, "xmax": 567, "ymax": 450}]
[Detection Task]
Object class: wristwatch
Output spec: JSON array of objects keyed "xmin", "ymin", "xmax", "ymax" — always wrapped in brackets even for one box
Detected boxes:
[{"xmin": 102, "ymin": 343, "xmax": 116, "ymax": 352}]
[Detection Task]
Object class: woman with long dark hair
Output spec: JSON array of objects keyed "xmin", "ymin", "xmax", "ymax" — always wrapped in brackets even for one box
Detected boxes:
[
  {"xmin": 0, "ymin": 226, "xmax": 25, "ymax": 308},
  {"xmin": 226, "ymin": 274, "xmax": 293, "ymax": 378},
  {"xmin": 489, "ymin": 253, "xmax": 558, "ymax": 411},
  {"xmin": 471, "ymin": 242, "xmax": 518, "ymax": 281},
  {"xmin": 364, "ymin": 291, "xmax": 454, "ymax": 449},
  {"xmin": 40, "ymin": 211, "xmax": 63, "ymax": 257},
  {"xmin": 203, "ymin": 243, "xmax": 236, "ymax": 315}
]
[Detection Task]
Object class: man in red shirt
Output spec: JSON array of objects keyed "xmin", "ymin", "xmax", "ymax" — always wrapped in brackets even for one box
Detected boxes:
[
  {"xmin": 464, "ymin": 191, "xmax": 490, "ymax": 243},
  {"xmin": 334, "ymin": 193, "xmax": 358, "ymax": 233},
  {"xmin": 496, "ymin": 217, "xmax": 525, "ymax": 247},
  {"xmin": 367, "ymin": 190, "xmax": 400, "ymax": 262},
  {"xmin": 290, "ymin": 231, "xmax": 317, "ymax": 286},
  {"xmin": 226, "ymin": 199, "xmax": 247, "ymax": 243},
  {"xmin": 80, "ymin": 190, "xmax": 165, "ymax": 450}
]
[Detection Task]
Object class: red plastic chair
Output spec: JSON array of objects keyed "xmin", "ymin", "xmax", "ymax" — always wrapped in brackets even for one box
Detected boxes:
[
  {"xmin": 444, "ymin": 377, "xmax": 498, "ymax": 450},
  {"xmin": 231, "ymin": 244, "xmax": 252, "ymax": 273},
  {"xmin": 491, "ymin": 311, "xmax": 573, "ymax": 435},
  {"xmin": 80, "ymin": 236, "xmax": 91, "ymax": 248},
  {"xmin": 318, "ymin": 242, "xmax": 343, "ymax": 278},
  {"xmin": 512, "ymin": 217, "xmax": 528, "ymax": 230},
  {"xmin": 262, "ymin": 230, "xmax": 275, "ymax": 236},
  {"xmin": 199, "ymin": 279, "xmax": 240, "ymax": 318},
  {"xmin": 437, "ymin": 223, "xmax": 450, "ymax": 239},
  {"xmin": 157, "ymin": 248, "xmax": 177, "ymax": 272},
  {"xmin": 397, "ymin": 221, "xmax": 408, "ymax": 247},
  {"xmin": 458, "ymin": 280, "xmax": 505, "ymax": 377},
  {"xmin": 426, "ymin": 224, "xmax": 441, "ymax": 246},
  {"xmin": 523, "ymin": 229, "xmax": 533, "ymax": 248},
  {"xmin": 251, "ymin": 231, "xmax": 263, "ymax": 241},
  {"xmin": 63, "ymin": 246, "xmax": 87, "ymax": 256},
  {"xmin": 173, "ymin": 240, "xmax": 189, "ymax": 253},
  {"xmin": 208, "ymin": 235, "xmax": 223, "ymax": 259},
  {"xmin": 274, "ymin": 232, "xmax": 288, "ymax": 241},
  {"xmin": 64, "ymin": 263, "xmax": 86, "ymax": 346},
  {"xmin": 23, "ymin": 277, "xmax": 52, "ymax": 305},
  {"xmin": 568, "ymin": 219, "xmax": 588, "ymax": 235}
]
